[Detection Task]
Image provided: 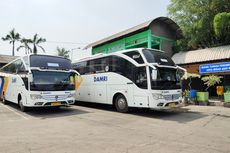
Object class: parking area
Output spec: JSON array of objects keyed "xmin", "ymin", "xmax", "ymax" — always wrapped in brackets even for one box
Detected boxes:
[{"xmin": 0, "ymin": 102, "xmax": 230, "ymax": 153}]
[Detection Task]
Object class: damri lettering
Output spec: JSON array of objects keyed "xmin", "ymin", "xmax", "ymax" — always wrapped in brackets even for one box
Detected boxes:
[{"xmin": 94, "ymin": 76, "xmax": 108, "ymax": 82}]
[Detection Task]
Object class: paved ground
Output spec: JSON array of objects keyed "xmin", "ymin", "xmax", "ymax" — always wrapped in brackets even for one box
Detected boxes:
[{"xmin": 0, "ymin": 102, "xmax": 230, "ymax": 153}]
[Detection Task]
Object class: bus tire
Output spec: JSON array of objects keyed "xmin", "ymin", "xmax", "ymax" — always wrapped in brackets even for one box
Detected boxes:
[
  {"xmin": 115, "ymin": 94, "xmax": 128, "ymax": 113},
  {"xmin": 19, "ymin": 98, "xmax": 28, "ymax": 112},
  {"xmin": 2, "ymin": 94, "xmax": 8, "ymax": 105}
]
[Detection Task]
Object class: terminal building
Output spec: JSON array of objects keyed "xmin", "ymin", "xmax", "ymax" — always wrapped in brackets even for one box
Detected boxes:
[
  {"xmin": 172, "ymin": 45, "xmax": 230, "ymax": 97},
  {"xmin": 0, "ymin": 54, "xmax": 17, "ymax": 68},
  {"xmin": 85, "ymin": 17, "xmax": 182, "ymax": 57}
]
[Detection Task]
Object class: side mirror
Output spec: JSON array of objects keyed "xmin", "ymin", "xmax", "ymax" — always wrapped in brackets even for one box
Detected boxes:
[{"xmin": 151, "ymin": 69, "xmax": 157, "ymax": 80}]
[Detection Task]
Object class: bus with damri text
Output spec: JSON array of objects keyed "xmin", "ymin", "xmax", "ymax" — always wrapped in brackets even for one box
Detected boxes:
[{"xmin": 73, "ymin": 48, "xmax": 186, "ymax": 112}]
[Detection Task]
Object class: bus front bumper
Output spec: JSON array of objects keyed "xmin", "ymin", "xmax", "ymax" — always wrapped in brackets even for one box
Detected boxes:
[
  {"xmin": 33, "ymin": 100, "xmax": 75, "ymax": 107},
  {"xmin": 152, "ymin": 101, "xmax": 185, "ymax": 110}
]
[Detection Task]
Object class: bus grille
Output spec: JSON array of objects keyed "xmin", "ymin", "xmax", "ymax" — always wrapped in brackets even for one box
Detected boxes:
[
  {"xmin": 163, "ymin": 94, "xmax": 180, "ymax": 101},
  {"xmin": 42, "ymin": 94, "xmax": 68, "ymax": 101}
]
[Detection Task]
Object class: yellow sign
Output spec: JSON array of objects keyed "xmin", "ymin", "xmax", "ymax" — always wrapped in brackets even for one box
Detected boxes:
[{"xmin": 217, "ymin": 86, "xmax": 224, "ymax": 96}]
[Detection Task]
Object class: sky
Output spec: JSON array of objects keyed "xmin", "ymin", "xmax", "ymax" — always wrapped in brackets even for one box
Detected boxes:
[{"xmin": 0, "ymin": 0, "xmax": 170, "ymax": 60}]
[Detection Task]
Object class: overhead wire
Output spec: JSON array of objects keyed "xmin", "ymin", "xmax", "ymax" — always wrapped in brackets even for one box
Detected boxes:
[{"xmin": 46, "ymin": 40, "xmax": 88, "ymax": 45}]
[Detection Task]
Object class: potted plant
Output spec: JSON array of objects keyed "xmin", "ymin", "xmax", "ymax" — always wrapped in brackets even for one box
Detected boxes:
[
  {"xmin": 182, "ymin": 89, "xmax": 189, "ymax": 104},
  {"xmin": 181, "ymin": 73, "xmax": 200, "ymax": 104},
  {"xmin": 224, "ymin": 90, "xmax": 230, "ymax": 107},
  {"xmin": 197, "ymin": 75, "xmax": 223, "ymax": 105}
]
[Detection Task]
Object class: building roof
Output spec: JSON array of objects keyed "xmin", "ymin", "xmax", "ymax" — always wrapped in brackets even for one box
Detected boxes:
[
  {"xmin": 84, "ymin": 17, "xmax": 182, "ymax": 49},
  {"xmin": 0, "ymin": 54, "xmax": 18, "ymax": 64},
  {"xmin": 172, "ymin": 45, "xmax": 230, "ymax": 65}
]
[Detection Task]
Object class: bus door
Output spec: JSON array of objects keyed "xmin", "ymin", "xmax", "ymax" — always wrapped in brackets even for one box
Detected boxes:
[
  {"xmin": 126, "ymin": 81, "xmax": 134, "ymax": 106},
  {"xmin": 132, "ymin": 66, "xmax": 149, "ymax": 108},
  {"xmin": 92, "ymin": 75, "xmax": 107, "ymax": 103}
]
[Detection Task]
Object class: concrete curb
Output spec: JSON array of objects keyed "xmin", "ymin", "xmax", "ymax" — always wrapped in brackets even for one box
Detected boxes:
[{"xmin": 224, "ymin": 103, "xmax": 230, "ymax": 108}]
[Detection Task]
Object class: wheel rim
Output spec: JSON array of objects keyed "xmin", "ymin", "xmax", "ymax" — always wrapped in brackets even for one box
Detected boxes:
[{"xmin": 117, "ymin": 98, "xmax": 126, "ymax": 110}]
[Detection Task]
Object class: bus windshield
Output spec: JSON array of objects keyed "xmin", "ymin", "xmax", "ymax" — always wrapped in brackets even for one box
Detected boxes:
[
  {"xmin": 142, "ymin": 49, "xmax": 175, "ymax": 66},
  {"xmin": 150, "ymin": 67, "xmax": 181, "ymax": 90},
  {"xmin": 30, "ymin": 55, "xmax": 72, "ymax": 70},
  {"xmin": 30, "ymin": 70, "xmax": 75, "ymax": 91}
]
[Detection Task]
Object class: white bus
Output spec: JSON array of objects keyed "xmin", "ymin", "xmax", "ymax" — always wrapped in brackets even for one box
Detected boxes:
[
  {"xmin": 73, "ymin": 48, "xmax": 186, "ymax": 112},
  {"xmin": 0, "ymin": 54, "xmax": 79, "ymax": 112}
]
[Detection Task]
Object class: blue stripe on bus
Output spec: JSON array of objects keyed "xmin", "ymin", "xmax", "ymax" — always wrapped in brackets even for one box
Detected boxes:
[{"xmin": 0, "ymin": 77, "xmax": 4, "ymax": 96}]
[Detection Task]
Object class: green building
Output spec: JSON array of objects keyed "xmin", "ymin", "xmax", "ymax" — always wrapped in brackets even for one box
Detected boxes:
[{"xmin": 85, "ymin": 17, "xmax": 182, "ymax": 57}]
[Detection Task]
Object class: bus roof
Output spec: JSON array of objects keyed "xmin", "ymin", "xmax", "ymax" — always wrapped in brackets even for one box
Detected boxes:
[
  {"xmin": 72, "ymin": 48, "xmax": 165, "ymax": 63},
  {"xmin": 0, "ymin": 54, "xmax": 72, "ymax": 71}
]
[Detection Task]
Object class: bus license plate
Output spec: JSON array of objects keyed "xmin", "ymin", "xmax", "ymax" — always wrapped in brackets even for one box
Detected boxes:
[
  {"xmin": 51, "ymin": 102, "xmax": 61, "ymax": 106},
  {"xmin": 169, "ymin": 102, "xmax": 176, "ymax": 107}
]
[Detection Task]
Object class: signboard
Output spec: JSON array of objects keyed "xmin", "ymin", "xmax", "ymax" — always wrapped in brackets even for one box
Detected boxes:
[
  {"xmin": 199, "ymin": 62, "xmax": 230, "ymax": 73},
  {"xmin": 47, "ymin": 63, "xmax": 59, "ymax": 67}
]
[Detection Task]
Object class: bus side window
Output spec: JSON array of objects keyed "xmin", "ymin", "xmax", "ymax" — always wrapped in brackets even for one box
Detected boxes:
[
  {"xmin": 8, "ymin": 62, "xmax": 17, "ymax": 73},
  {"xmin": 23, "ymin": 56, "xmax": 29, "ymax": 67},
  {"xmin": 75, "ymin": 61, "xmax": 88, "ymax": 75},
  {"xmin": 2, "ymin": 64, "xmax": 10, "ymax": 73},
  {"xmin": 89, "ymin": 60, "xmax": 95, "ymax": 74},
  {"xmin": 134, "ymin": 67, "xmax": 147, "ymax": 89},
  {"xmin": 15, "ymin": 60, "xmax": 26, "ymax": 74},
  {"xmin": 110, "ymin": 56, "xmax": 135, "ymax": 82}
]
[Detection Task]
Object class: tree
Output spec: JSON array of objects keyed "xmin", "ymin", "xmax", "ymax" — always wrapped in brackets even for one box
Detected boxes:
[
  {"xmin": 31, "ymin": 34, "xmax": 46, "ymax": 54},
  {"xmin": 213, "ymin": 12, "xmax": 230, "ymax": 44},
  {"xmin": 17, "ymin": 38, "xmax": 32, "ymax": 54},
  {"xmin": 168, "ymin": 0, "xmax": 230, "ymax": 53},
  {"xmin": 56, "ymin": 47, "xmax": 70, "ymax": 59},
  {"xmin": 202, "ymin": 75, "xmax": 223, "ymax": 91},
  {"xmin": 1, "ymin": 28, "xmax": 21, "ymax": 56}
]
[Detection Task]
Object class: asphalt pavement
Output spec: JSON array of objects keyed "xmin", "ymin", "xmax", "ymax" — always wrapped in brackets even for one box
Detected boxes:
[{"xmin": 0, "ymin": 102, "xmax": 230, "ymax": 153}]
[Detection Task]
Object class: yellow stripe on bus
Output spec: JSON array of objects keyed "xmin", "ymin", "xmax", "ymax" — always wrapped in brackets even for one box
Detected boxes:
[
  {"xmin": 3, "ymin": 77, "xmax": 9, "ymax": 94},
  {"xmin": 75, "ymin": 75, "xmax": 83, "ymax": 90}
]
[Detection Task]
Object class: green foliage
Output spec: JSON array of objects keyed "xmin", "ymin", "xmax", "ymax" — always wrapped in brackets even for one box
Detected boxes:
[
  {"xmin": 31, "ymin": 34, "xmax": 46, "ymax": 54},
  {"xmin": 181, "ymin": 73, "xmax": 201, "ymax": 90},
  {"xmin": 168, "ymin": 0, "xmax": 230, "ymax": 52},
  {"xmin": 201, "ymin": 75, "xmax": 223, "ymax": 91},
  {"xmin": 181, "ymin": 73, "xmax": 200, "ymax": 80},
  {"xmin": 2, "ymin": 29, "xmax": 47, "ymax": 55},
  {"xmin": 1, "ymin": 28, "xmax": 21, "ymax": 56},
  {"xmin": 17, "ymin": 38, "xmax": 32, "ymax": 54},
  {"xmin": 57, "ymin": 47, "xmax": 70, "ymax": 59},
  {"xmin": 214, "ymin": 12, "xmax": 230, "ymax": 43}
]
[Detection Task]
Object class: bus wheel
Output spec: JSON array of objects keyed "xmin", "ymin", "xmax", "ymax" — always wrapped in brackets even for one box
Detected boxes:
[
  {"xmin": 115, "ymin": 94, "xmax": 128, "ymax": 113},
  {"xmin": 19, "ymin": 99, "xmax": 28, "ymax": 112},
  {"xmin": 2, "ymin": 94, "xmax": 8, "ymax": 105}
]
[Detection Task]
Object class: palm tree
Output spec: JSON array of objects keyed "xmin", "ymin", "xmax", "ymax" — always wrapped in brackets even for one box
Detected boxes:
[
  {"xmin": 2, "ymin": 28, "xmax": 21, "ymax": 56},
  {"xmin": 57, "ymin": 47, "xmax": 70, "ymax": 59},
  {"xmin": 17, "ymin": 38, "xmax": 32, "ymax": 54},
  {"xmin": 31, "ymin": 34, "xmax": 46, "ymax": 54}
]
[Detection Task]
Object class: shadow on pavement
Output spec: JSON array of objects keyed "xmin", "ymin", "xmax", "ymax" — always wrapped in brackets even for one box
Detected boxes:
[
  {"xmin": 130, "ymin": 108, "xmax": 208, "ymax": 123},
  {"xmin": 5, "ymin": 102, "xmax": 90, "ymax": 119},
  {"xmin": 75, "ymin": 102, "xmax": 208, "ymax": 123}
]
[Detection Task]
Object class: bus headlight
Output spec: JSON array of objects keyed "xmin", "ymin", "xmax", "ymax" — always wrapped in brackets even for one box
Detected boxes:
[
  {"xmin": 30, "ymin": 94, "xmax": 42, "ymax": 100},
  {"xmin": 68, "ymin": 93, "xmax": 75, "ymax": 98},
  {"xmin": 152, "ymin": 93, "xmax": 164, "ymax": 100}
]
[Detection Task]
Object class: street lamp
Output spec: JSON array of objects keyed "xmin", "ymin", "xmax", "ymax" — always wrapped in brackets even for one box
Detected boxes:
[{"xmin": 70, "ymin": 47, "xmax": 81, "ymax": 61}]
